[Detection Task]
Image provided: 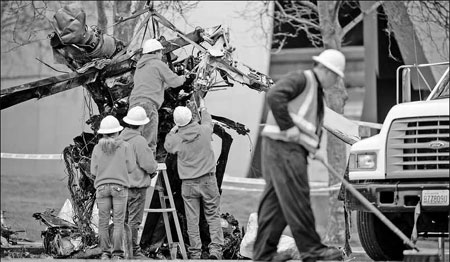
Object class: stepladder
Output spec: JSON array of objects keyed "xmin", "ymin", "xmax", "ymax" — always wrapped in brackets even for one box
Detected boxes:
[{"xmin": 138, "ymin": 163, "xmax": 187, "ymax": 259}]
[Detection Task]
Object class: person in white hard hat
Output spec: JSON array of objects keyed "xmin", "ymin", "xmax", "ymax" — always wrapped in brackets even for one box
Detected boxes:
[
  {"xmin": 90, "ymin": 115, "xmax": 136, "ymax": 260},
  {"xmin": 129, "ymin": 38, "xmax": 194, "ymax": 155},
  {"xmin": 164, "ymin": 98, "xmax": 224, "ymax": 260},
  {"xmin": 119, "ymin": 106, "xmax": 158, "ymax": 259},
  {"xmin": 254, "ymin": 49, "xmax": 346, "ymax": 262}
]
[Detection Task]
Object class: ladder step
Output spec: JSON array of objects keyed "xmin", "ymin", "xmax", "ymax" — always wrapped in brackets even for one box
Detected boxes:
[{"xmin": 144, "ymin": 208, "xmax": 176, "ymax": 213}]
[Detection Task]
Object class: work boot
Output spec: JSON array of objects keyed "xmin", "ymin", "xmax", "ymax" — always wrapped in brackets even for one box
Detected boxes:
[
  {"xmin": 303, "ymin": 246, "xmax": 344, "ymax": 262},
  {"xmin": 100, "ymin": 253, "xmax": 110, "ymax": 260},
  {"xmin": 271, "ymin": 252, "xmax": 292, "ymax": 262},
  {"xmin": 189, "ymin": 250, "xmax": 202, "ymax": 259},
  {"xmin": 208, "ymin": 249, "xmax": 223, "ymax": 260},
  {"xmin": 133, "ymin": 249, "xmax": 148, "ymax": 259}
]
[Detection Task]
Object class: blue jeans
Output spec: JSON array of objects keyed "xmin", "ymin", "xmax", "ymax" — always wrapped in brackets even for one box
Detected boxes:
[
  {"xmin": 96, "ymin": 183, "xmax": 128, "ymax": 258},
  {"xmin": 130, "ymin": 100, "xmax": 158, "ymax": 155},
  {"xmin": 182, "ymin": 173, "xmax": 224, "ymax": 258},
  {"xmin": 126, "ymin": 187, "xmax": 147, "ymax": 253}
]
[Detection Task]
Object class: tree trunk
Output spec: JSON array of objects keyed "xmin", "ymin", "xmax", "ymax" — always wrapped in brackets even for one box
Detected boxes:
[
  {"xmin": 317, "ymin": 1, "xmax": 348, "ymax": 245},
  {"xmin": 381, "ymin": 1, "xmax": 435, "ymax": 87},
  {"xmin": 113, "ymin": 0, "xmax": 133, "ymax": 43},
  {"xmin": 96, "ymin": 1, "xmax": 108, "ymax": 32}
]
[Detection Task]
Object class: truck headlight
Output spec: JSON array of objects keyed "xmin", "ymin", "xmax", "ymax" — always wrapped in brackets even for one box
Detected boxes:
[{"xmin": 349, "ymin": 152, "xmax": 377, "ymax": 170}]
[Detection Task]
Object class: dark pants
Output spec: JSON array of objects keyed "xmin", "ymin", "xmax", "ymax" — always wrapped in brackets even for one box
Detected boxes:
[
  {"xmin": 253, "ymin": 137, "xmax": 326, "ymax": 261},
  {"xmin": 126, "ymin": 187, "xmax": 147, "ymax": 253}
]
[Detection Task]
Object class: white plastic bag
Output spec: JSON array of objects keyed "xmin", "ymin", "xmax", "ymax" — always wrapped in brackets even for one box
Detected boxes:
[{"xmin": 239, "ymin": 212, "xmax": 301, "ymax": 259}]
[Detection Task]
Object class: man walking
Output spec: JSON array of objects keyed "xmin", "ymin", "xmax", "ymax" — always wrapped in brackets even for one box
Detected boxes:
[{"xmin": 253, "ymin": 49, "xmax": 346, "ymax": 262}]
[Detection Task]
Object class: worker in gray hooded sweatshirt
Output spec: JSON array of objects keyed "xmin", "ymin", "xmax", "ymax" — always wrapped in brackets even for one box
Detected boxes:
[
  {"xmin": 119, "ymin": 106, "xmax": 158, "ymax": 259},
  {"xmin": 164, "ymin": 98, "xmax": 224, "ymax": 260},
  {"xmin": 129, "ymin": 38, "xmax": 194, "ymax": 154}
]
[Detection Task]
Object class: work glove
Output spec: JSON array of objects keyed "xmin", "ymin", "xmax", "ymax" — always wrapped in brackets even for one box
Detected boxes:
[
  {"xmin": 284, "ymin": 126, "xmax": 300, "ymax": 142},
  {"xmin": 170, "ymin": 125, "xmax": 179, "ymax": 133}
]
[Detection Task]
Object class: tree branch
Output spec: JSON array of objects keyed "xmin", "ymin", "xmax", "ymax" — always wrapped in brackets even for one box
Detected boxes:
[
  {"xmin": 298, "ymin": 1, "xmax": 318, "ymax": 12},
  {"xmin": 274, "ymin": 1, "xmax": 320, "ymax": 29},
  {"xmin": 340, "ymin": 1, "xmax": 382, "ymax": 38}
]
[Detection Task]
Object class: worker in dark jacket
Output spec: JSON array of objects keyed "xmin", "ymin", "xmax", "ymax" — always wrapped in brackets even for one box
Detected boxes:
[
  {"xmin": 129, "ymin": 38, "xmax": 194, "ymax": 154},
  {"xmin": 119, "ymin": 106, "xmax": 158, "ymax": 259},
  {"xmin": 164, "ymin": 99, "xmax": 224, "ymax": 260},
  {"xmin": 253, "ymin": 49, "xmax": 346, "ymax": 262}
]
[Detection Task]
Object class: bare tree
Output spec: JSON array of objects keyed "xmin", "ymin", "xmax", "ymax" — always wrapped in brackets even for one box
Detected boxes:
[
  {"xmin": 404, "ymin": 1, "xmax": 449, "ymax": 60},
  {"xmin": 1, "ymin": 1, "xmax": 57, "ymax": 52},
  {"xmin": 96, "ymin": 1, "xmax": 108, "ymax": 32}
]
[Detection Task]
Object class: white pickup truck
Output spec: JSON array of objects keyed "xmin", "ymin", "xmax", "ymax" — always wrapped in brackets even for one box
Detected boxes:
[{"xmin": 344, "ymin": 62, "xmax": 449, "ymax": 261}]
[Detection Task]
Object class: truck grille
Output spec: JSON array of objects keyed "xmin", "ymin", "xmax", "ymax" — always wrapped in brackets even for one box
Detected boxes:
[{"xmin": 386, "ymin": 116, "xmax": 449, "ymax": 178}]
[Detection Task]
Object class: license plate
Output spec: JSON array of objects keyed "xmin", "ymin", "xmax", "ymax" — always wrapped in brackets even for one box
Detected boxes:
[{"xmin": 421, "ymin": 190, "xmax": 449, "ymax": 206}]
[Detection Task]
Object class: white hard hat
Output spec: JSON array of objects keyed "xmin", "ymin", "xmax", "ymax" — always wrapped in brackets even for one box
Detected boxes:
[
  {"xmin": 173, "ymin": 106, "xmax": 192, "ymax": 127},
  {"xmin": 142, "ymin": 39, "xmax": 164, "ymax": 54},
  {"xmin": 123, "ymin": 106, "xmax": 150, "ymax": 126},
  {"xmin": 98, "ymin": 115, "xmax": 124, "ymax": 134},
  {"xmin": 312, "ymin": 49, "xmax": 345, "ymax": 78}
]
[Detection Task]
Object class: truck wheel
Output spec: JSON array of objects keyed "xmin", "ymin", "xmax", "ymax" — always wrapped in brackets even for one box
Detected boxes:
[{"xmin": 356, "ymin": 211, "xmax": 412, "ymax": 261}]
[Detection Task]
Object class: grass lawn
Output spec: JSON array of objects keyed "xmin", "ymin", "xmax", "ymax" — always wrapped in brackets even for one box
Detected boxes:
[
  {"xmin": 3, "ymin": 167, "xmax": 442, "ymax": 257},
  {"xmin": 1, "ymin": 170, "xmax": 264, "ymax": 242},
  {"xmin": 1, "ymin": 170, "xmax": 332, "ymax": 243},
  {"xmin": 221, "ymin": 188, "xmax": 262, "ymax": 232},
  {"xmin": 1, "ymin": 171, "xmax": 70, "ymax": 241},
  {"xmin": 1, "ymin": 169, "xmax": 353, "ymax": 246}
]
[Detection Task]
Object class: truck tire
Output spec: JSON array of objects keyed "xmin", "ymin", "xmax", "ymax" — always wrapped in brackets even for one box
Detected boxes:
[{"xmin": 356, "ymin": 211, "xmax": 412, "ymax": 261}]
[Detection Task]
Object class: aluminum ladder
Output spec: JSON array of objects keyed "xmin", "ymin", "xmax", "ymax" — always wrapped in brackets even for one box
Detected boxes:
[{"xmin": 139, "ymin": 163, "xmax": 188, "ymax": 259}]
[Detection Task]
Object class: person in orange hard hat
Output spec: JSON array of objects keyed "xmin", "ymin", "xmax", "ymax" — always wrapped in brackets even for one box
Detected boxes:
[{"xmin": 253, "ymin": 49, "xmax": 346, "ymax": 262}]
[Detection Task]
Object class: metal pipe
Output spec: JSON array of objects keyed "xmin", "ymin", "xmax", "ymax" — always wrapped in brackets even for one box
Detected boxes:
[
  {"xmin": 396, "ymin": 62, "xmax": 449, "ymax": 104},
  {"xmin": 314, "ymin": 155, "xmax": 419, "ymax": 251},
  {"xmin": 438, "ymin": 237, "xmax": 444, "ymax": 262}
]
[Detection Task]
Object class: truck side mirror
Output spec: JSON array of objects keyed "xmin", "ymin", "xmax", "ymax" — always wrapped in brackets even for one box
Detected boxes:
[{"xmin": 402, "ymin": 68, "xmax": 411, "ymax": 103}]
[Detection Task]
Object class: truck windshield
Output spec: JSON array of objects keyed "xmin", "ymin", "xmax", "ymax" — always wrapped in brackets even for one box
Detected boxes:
[{"xmin": 429, "ymin": 70, "xmax": 449, "ymax": 100}]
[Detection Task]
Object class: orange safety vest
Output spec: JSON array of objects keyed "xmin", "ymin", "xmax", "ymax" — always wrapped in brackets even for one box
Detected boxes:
[{"xmin": 261, "ymin": 70, "xmax": 322, "ymax": 153}]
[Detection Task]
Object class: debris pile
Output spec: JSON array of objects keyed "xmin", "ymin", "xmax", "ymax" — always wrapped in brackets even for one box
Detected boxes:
[
  {"xmin": 1, "ymin": 211, "xmax": 25, "ymax": 247},
  {"xmin": 32, "ymin": 210, "xmax": 87, "ymax": 258},
  {"xmin": 221, "ymin": 213, "xmax": 244, "ymax": 259},
  {"xmin": 62, "ymin": 132, "xmax": 98, "ymax": 247}
]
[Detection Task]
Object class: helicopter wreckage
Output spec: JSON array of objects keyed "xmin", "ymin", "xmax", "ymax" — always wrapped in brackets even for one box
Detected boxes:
[{"xmin": 0, "ymin": 3, "xmax": 273, "ymax": 259}]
